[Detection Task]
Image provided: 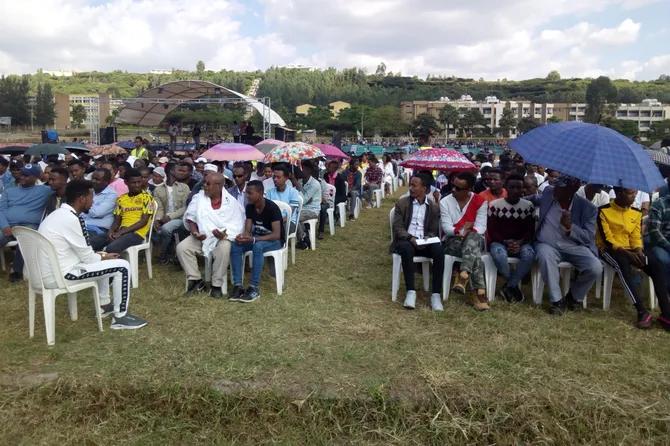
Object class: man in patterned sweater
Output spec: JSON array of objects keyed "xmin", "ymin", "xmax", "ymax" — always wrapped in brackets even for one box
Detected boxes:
[{"xmin": 487, "ymin": 174, "xmax": 536, "ymax": 302}]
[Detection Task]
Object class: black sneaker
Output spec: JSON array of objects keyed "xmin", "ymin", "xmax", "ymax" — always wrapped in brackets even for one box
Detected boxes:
[
  {"xmin": 209, "ymin": 286, "xmax": 224, "ymax": 299},
  {"xmin": 296, "ymin": 241, "xmax": 308, "ymax": 250},
  {"xmin": 110, "ymin": 313, "xmax": 148, "ymax": 330},
  {"xmin": 229, "ymin": 285, "xmax": 244, "ymax": 302},
  {"xmin": 499, "ymin": 286, "xmax": 516, "ymax": 303},
  {"xmin": 185, "ymin": 279, "xmax": 206, "ymax": 296},
  {"xmin": 100, "ymin": 303, "xmax": 114, "ymax": 318},
  {"xmin": 548, "ymin": 298, "xmax": 567, "ymax": 316},
  {"xmin": 566, "ymin": 292, "xmax": 582, "ymax": 311},
  {"xmin": 239, "ymin": 286, "xmax": 260, "ymax": 303},
  {"xmin": 8, "ymin": 271, "xmax": 22, "ymax": 283}
]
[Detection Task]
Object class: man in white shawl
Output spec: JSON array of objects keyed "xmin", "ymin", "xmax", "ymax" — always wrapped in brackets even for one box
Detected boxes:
[{"xmin": 177, "ymin": 173, "xmax": 245, "ymax": 298}]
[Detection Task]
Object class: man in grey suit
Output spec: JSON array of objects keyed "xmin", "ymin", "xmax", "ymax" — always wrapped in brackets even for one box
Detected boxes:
[{"xmin": 533, "ymin": 175, "xmax": 603, "ymax": 315}]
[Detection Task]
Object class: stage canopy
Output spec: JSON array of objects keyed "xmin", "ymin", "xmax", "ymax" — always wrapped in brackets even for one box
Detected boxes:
[{"xmin": 116, "ymin": 80, "xmax": 286, "ymax": 127}]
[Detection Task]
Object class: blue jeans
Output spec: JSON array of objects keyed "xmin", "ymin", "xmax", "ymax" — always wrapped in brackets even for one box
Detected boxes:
[
  {"xmin": 231, "ymin": 240, "xmax": 282, "ymax": 288},
  {"xmin": 489, "ymin": 242, "xmax": 535, "ymax": 288},
  {"xmin": 650, "ymin": 245, "xmax": 670, "ymax": 273}
]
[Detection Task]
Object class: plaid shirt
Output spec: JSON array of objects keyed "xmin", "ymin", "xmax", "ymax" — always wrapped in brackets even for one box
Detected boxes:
[
  {"xmin": 647, "ymin": 195, "xmax": 670, "ymax": 249},
  {"xmin": 364, "ymin": 165, "xmax": 383, "ymax": 185}
]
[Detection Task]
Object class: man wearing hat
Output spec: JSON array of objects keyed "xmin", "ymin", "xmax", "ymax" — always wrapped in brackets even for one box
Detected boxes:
[
  {"xmin": 0, "ymin": 163, "xmax": 54, "ymax": 281},
  {"xmin": 533, "ymin": 175, "xmax": 602, "ymax": 315},
  {"xmin": 153, "ymin": 165, "xmax": 190, "ymax": 263}
]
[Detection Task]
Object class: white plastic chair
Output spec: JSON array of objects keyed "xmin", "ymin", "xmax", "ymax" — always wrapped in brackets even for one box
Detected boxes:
[
  {"xmin": 122, "ymin": 200, "xmax": 157, "ymax": 289},
  {"xmin": 531, "ymin": 261, "xmax": 589, "ymax": 308},
  {"xmin": 353, "ymin": 196, "xmax": 362, "ymax": 219},
  {"xmin": 389, "ymin": 208, "xmax": 431, "ymax": 301},
  {"xmin": 0, "ymin": 239, "xmax": 18, "ymax": 271},
  {"xmin": 13, "ymin": 226, "xmax": 103, "ymax": 346},
  {"xmin": 373, "ymin": 188, "xmax": 383, "ymax": 208},
  {"xmin": 322, "ymin": 182, "xmax": 336, "ymax": 236},
  {"xmin": 443, "ymin": 252, "xmax": 496, "ymax": 302},
  {"xmin": 241, "ymin": 200, "xmax": 290, "ymax": 295},
  {"xmin": 601, "ymin": 262, "xmax": 656, "ymax": 310},
  {"xmin": 486, "ymin": 257, "xmax": 519, "ymax": 301},
  {"xmin": 287, "ymin": 196, "xmax": 303, "ymax": 265},
  {"xmin": 297, "ymin": 195, "xmax": 318, "ymax": 251}
]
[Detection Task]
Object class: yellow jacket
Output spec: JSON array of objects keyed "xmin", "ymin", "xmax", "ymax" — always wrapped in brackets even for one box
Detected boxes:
[{"xmin": 596, "ymin": 201, "xmax": 642, "ymax": 252}]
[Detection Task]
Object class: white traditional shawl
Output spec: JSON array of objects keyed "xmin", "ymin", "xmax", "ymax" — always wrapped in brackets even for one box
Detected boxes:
[{"xmin": 183, "ymin": 188, "xmax": 245, "ymax": 257}]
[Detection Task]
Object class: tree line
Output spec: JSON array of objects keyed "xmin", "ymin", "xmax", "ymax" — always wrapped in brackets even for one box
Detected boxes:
[{"xmin": 0, "ymin": 65, "xmax": 669, "ymax": 140}]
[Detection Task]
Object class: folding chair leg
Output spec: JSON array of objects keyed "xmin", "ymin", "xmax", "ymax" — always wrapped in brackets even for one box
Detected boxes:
[
  {"xmin": 43, "ymin": 292, "xmax": 56, "ymax": 346},
  {"xmin": 92, "ymin": 286, "xmax": 103, "ymax": 332},
  {"xmin": 146, "ymin": 249, "xmax": 153, "ymax": 279},
  {"xmin": 421, "ymin": 262, "xmax": 430, "ymax": 291},
  {"xmin": 391, "ymin": 255, "xmax": 401, "ymax": 302},
  {"xmin": 442, "ymin": 256, "xmax": 456, "ymax": 302},
  {"xmin": 275, "ymin": 255, "xmax": 284, "ymax": 295},
  {"xmin": 28, "ymin": 287, "xmax": 36, "ymax": 338},
  {"xmin": 67, "ymin": 292, "xmax": 78, "ymax": 321}
]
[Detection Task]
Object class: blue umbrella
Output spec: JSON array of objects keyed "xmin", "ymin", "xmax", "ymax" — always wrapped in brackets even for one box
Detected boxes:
[
  {"xmin": 509, "ymin": 122, "xmax": 664, "ymax": 192},
  {"xmin": 117, "ymin": 140, "xmax": 135, "ymax": 149}
]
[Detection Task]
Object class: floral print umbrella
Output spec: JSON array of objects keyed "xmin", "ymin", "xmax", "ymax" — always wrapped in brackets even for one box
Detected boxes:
[
  {"xmin": 399, "ymin": 147, "xmax": 476, "ymax": 171},
  {"xmin": 263, "ymin": 141, "xmax": 325, "ymax": 165}
]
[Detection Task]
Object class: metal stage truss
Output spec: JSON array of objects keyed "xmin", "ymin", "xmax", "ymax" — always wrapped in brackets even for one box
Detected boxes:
[{"xmin": 87, "ymin": 96, "xmax": 274, "ymax": 144}]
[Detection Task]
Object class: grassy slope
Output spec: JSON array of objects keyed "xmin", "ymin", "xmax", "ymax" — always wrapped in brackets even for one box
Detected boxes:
[{"xmin": 1, "ymin": 190, "xmax": 669, "ymax": 445}]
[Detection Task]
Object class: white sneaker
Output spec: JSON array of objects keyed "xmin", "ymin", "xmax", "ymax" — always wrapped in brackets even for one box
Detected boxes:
[
  {"xmin": 431, "ymin": 293, "xmax": 444, "ymax": 312},
  {"xmin": 403, "ymin": 290, "xmax": 416, "ymax": 309}
]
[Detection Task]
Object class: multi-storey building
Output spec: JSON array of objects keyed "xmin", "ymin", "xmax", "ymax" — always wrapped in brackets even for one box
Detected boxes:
[{"xmin": 400, "ymin": 96, "xmax": 669, "ymax": 136}]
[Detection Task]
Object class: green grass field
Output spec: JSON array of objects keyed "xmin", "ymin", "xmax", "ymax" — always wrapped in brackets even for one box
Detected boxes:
[{"xmin": 1, "ymin": 189, "xmax": 669, "ymax": 445}]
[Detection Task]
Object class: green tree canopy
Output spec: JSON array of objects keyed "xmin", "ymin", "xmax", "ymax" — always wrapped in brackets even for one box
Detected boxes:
[
  {"xmin": 70, "ymin": 104, "xmax": 87, "ymax": 128},
  {"xmin": 517, "ymin": 116, "xmax": 540, "ymax": 134},
  {"xmin": 601, "ymin": 116, "xmax": 639, "ymax": 138},
  {"xmin": 585, "ymin": 76, "xmax": 617, "ymax": 123},
  {"xmin": 439, "ymin": 104, "xmax": 459, "ymax": 136},
  {"xmin": 546, "ymin": 70, "xmax": 561, "ymax": 81},
  {"xmin": 497, "ymin": 107, "xmax": 517, "ymax": 137},
  {"xmin": 0, "ymin": 75, "xmax": 30, "ymax": 125},
  {"xmin": 413, "ymin": 113, "xmax": 440, "ymax": 143},
  {"xmin": 35, "ymin": 83, "xmax": 55, "ymax": 128}
]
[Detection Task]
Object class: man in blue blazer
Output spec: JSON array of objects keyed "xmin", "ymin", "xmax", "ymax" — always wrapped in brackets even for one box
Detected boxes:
[{"xmin": 532, "ymin": 175, "xmax": 603, "ymax": 315}]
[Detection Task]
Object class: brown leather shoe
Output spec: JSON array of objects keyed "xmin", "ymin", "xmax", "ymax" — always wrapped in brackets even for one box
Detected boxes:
[
  {"xmin": 471, "ymin": 291, "xmax": 490, "ymax": 311},
  {"xmin": 452, "ymin": 271, "xmax": 469, "ymax": 294}
]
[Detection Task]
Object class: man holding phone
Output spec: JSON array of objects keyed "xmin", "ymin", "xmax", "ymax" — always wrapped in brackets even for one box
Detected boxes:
[{"xmin": 38, "ymin": 180, "xmax": 147, "ymax": 330}]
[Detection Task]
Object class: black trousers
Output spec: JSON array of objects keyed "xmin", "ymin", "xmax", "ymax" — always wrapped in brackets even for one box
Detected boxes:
[
  {"xmin": 602, "ymin": 248, "xmax": 670, "ymax": 316},
  {"xmin": 394, "ymin": 239, "xmax": 444, "ymax": 294}
]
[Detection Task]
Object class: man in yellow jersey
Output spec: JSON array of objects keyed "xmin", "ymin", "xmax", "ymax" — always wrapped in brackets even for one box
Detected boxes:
[
  {"xmin": 104, "ymin": 168, "xmax": 154, "ymax": 254},
  {"xmin": 597, "ymin": 187, "xmax": 670, "ymax": 330}
]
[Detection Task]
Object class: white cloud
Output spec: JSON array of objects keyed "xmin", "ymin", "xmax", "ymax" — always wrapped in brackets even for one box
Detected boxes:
[
  {"xmin": 0, "ymin": 0, "xmax": 666, "ymax": 81},
  {"xmin": 589, "ymin": 18, "xmax": 640, "ymax": 44}
]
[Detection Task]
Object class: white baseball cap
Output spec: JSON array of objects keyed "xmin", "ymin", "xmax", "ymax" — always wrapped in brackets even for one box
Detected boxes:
[{"xmin": 204, "ymin": 163, "xmax": 218, "ymax": 172}]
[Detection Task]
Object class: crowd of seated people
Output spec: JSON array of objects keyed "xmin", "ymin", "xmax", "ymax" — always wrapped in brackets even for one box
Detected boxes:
[
  {"xmin": 391, "ymin": 151, "xmax": 670, "ymax": 331},
  {"xmin": 2, "ymin": 140, "xmax": 670, "ymax": 334}
]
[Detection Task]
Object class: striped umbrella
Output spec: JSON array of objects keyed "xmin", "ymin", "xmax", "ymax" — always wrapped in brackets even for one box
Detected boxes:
[
  {"xmin": 645, "ymin": 149, "xmax": 670, "ymax": 166},
  {"xmin": 263, "ymin": 141, "xmax": 324, "ymax": 165},
  {"xmin": 201, "ymin": 142, "xmax": 264, "ymax": 161}
]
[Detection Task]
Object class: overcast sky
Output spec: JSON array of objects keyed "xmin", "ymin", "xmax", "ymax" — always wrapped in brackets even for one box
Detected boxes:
[{"xmin": 1, "ymin": 0, "xmax": 669, "ymax": 80}]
